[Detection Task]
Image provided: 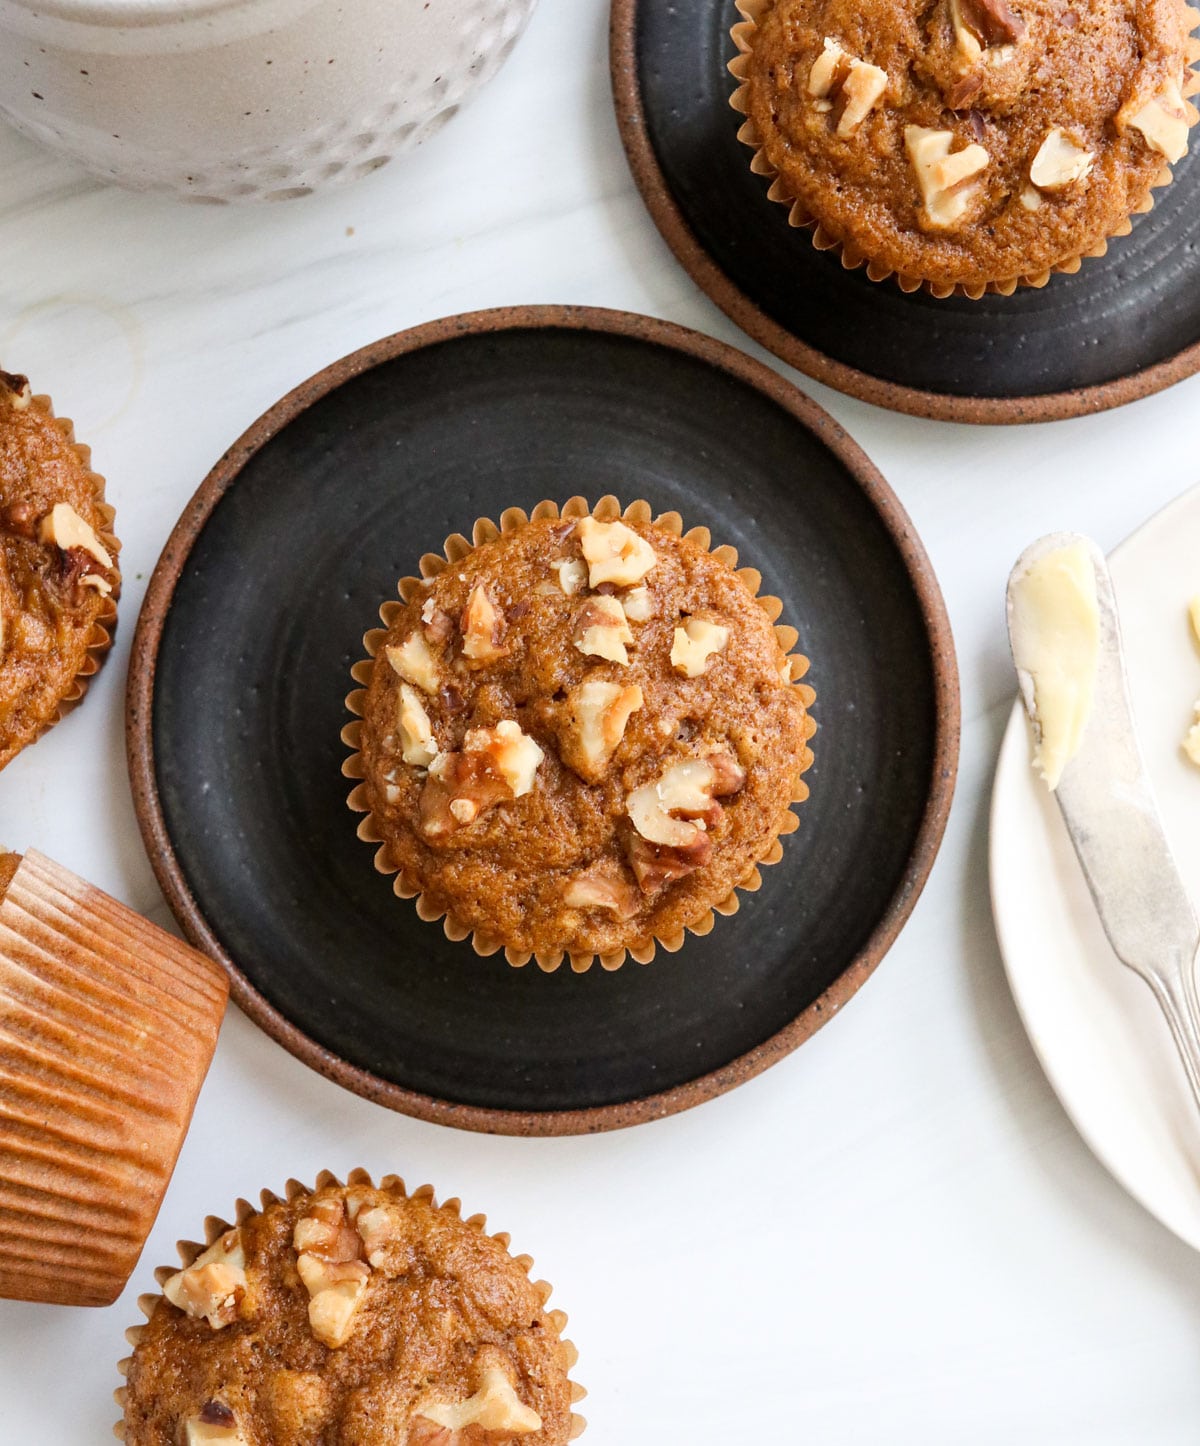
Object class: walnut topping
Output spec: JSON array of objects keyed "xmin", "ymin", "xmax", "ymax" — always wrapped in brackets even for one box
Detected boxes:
[
  {"xmin": 554, "ymin": 557, "xmax": 588, "ymax": 595},
  {"xmin": 398, "ymin": 684, "xmax": 439, "ymax": 768},
  {"xmin": 951, "ymin": 0, "xmax": 1025, "ymax": 52},
  {"xmin": 185, "ymin": 1403, "xmax": 249, "ymax": 1445},
  {"xmin": 573, "ymin": 595, "xmax": 634, "ymax": 664},
  {"xmin": 37, "ymin": 502, "xmax": 113, "ymax": 570},
  {"xmin": 422, "ymin": 597, "xmax": 455, "ymax": 646},
  {"xmin": 627, "ymin": 760, "xmax": 722, "ymax": 848},
  {"xmin": 807, "ymin": 38, "xmax": 887, "ymax": 136},
  {"xmin": 464, "ymin": 719, "xmax": 544, "ymax": 796},
  {"xmin": 293, "ymin": 1198, "xmax": 372, "ymax": 1350},
  {"xmin": 670, "ymin": 617, "xmax": 730, "ymax": 677},
  {"xmin": 353, "ymin": 1205, "xmax": 400, "ymax": 1269},
  {"xmin": 1119, "ymin": 75, "xmax": 1191, "ymax": 163},
  {"xmin": 1029, "ymin": 127, "xmax": 1094, "ymax": 191},
  {"xmin": 386, "ymin": 631, "xmax": 441, "ymax": 694},
  {"xmin": 560, "ymin": 675, "xmax": 644, "ymax": 782},
  {"xmin": 562, "ymin": 861, "xmax": 641, "ymax": 919},
  {"xmin": 420, "ymin": 751, "xmax": 512, "ymax": 839},
  {"xmin": 460, "ymin": 583, "xmax": 510, "ymax": 665},
  {"xmin": 414, "ymin": 1354, "xmax": 542, "ymax": 1439},
  {"xmin": 577, "ymin": 516, "xmax": 657, "ymax": 588},
  {"xmin": 163, "ymin": 1229, "xmax": 248, "ymax": 1330},
  {"xmin": 1019, "ymin": 183, "xmax": 1044, "ymax": 210},
  {"xmin": 625, "ymin": 831, "xmax": 711, "ymax": 893},
  {"xmin": 621, "ymin": 585, "xmax": 654, "ymax": 622},
  {"xmin": 905, "ymin": 126, "xmax": 989, "ymax": 230},
  {"xmin": 0, "ymin": 371, "xmax": 31, "ymax": 409}
]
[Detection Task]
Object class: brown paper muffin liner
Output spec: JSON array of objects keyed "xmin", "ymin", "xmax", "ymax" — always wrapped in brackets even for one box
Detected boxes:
[
  {"xmin": 728, "ymin": 0, "xmax": 1200, "ymax": 300},
  {"xmin": 114, "ymin": 1167, "xmax": 587, "ymax": 1442},
  {"xmin": 0, "ymin": 381, "xmax": 121, "ymax": 766},
  {"xmin": 0, "ymin": 849, "xmax": 227, "ymax": 1308},
  {"xmin": 343, "ymin": 495, "xmax": 817, "ymax": 975}
]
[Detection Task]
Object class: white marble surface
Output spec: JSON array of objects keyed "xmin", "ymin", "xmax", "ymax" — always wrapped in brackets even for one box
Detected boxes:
[{"xmin": 3, "ymin": 1, "xmax": 1200, "ymax": 1439}]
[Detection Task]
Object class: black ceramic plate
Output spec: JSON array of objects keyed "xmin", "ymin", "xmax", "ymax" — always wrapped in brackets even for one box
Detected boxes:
[
  {"xmin": 611, "ymin": 0, "xmax": 1200, "ymax": 423},
  {"xmin": 128, "ymin": 307, "xmax": 958, "ymax": 1135}
]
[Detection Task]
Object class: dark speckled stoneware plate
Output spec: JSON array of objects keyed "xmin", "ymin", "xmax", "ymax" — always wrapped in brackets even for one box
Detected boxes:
[
  {"xmin": 610, "ymin": 0, "xmax": 1200, "ymax": 424},
  {"xmin": 127, "ymin": 307, "xmax": 958, "ymax": 1136}
]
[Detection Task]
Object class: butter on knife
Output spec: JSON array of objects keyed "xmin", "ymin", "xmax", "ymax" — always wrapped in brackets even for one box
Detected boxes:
[{"xmin": 1008, "ymin": 538, "xmax": 1101, "ymax": 791}]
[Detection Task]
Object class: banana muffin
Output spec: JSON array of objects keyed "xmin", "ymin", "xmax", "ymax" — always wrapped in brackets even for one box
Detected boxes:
[
  {"xmin": 346, "ymin": 498, "xmax": 814, "ymax": 970},
  {"xmin": 118, "ymin": 1174, "xmax": 583, "ymax": 1445},
  {"xmin": 730, "ymin": 0, "xmax": 1200, "ymax": 295},
  {"xmin": 0, "ymin": 369, "xmax": 119, "ymax": 768}
]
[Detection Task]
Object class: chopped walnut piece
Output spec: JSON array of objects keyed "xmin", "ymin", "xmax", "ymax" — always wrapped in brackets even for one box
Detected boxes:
[
  {"xmin": 0, "ymin": 371, "xmax": 31, "ymax": 409},
  {"xmin": 398, "ymin": 683, "xmax": 439, "ymax": 768},
  {"xmin": 414, "ymin": 1355, "xmax": 542, "ymax": 1438},
  {"xmin": 354, "ymin": 1205, "xmax": 400, "ymax": 1269},
  {"xmin": 1029, "ymin": 127, "xmax": 1094, "ymax": 191},
  {"xmin": 386, "ymin": 631, "xmax": 441, "ymax": 694},
  {"xmin": 420, "ymin": 751, "xmax": 512, "ymax": 839},
  {"xmin": 1019, "ymin": 183, "xmax": 1044, "ymax": 210},
  {"xmin": 621, "ymin": 585, "xmax": 654, "ymax": 622},
  {"xmin": 707, "ymin": 751, "xmax": 748, "ymax": 797},
  {"xmin": 573, "ymin": 595, "xmax": 634, "ymax": 664},
  {"xmin": 562, "ymin": 861, "xmax": 641, "ymax": 919},
  {"xmin": 952, "ymin": 0, "xmax": 1025, "ymax": 52},
  {"xmin": 554, "ymin": 557, "xmax": 588, "ymax": 595},
  {"xmin": 296, "ymin": 1253, "xmax": 370, "ymax": 1349},
  {"xmin": 1119, "ymin": 74, "xmax": 1191, "ymax": 163},
  {"xmin": 422, "ymin": 597, "xmax": 455, "ymax": 646},
  {"xmin": 37, "ymin": 502, "xmax": 113, "ymax": 570},
  {"xmin": 464, "ymin": 719, "xmax": 544, "ymax": 796},
  {"xmin": 625, "ymin": 831, "xmax": 712, "ymax": 893},
  {"xmin": 460, "ymin": 583, "xmax": 510, "ymax": 664},
  {"xmin": 807, "ymin": 37, "xmax": 886, "ymax": 136},
  {"xmin": 905, "ymin": 126, "xmax": 989, "ymax": 229},
  {"xmin": 627, "ymin": 759, "xmax": 722, "ymax": 848},
  {"xmin": 560, "ymin": 676, "xmax": 644, "ymax": 782},
  {"xmin": 185, "ymin": 1403, "xmax": 249, "ymax": 1445},
  {"xmin": 293, "ymin": 1197, "xmax": 364, "ymax": 1264},
  {"xmin": 670, "ymin": 617, "xmax": 730, "ymax": 678},
  {"xmin": 162, "ymin": 1229, "xmax": 248, "ymax": 1330},
  {"xmin": 577, "ymin": 516, "xmax": 657, "ymax": 588}
]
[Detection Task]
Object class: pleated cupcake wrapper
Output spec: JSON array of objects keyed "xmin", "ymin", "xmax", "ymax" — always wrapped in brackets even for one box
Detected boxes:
[
  {"xmin": 729, "ymin": 0, "xmax": 1200, "ymax": 300},
  {"xmin": 343, "ymin": 494, "xmax": 816, "ymax": 975},
  {"xmin": 114, "ymin": 1167, "xmax": 587, "ymax": 1442},
  {"xmin": 0, "ymin": 850, "xmax": 228, "ymax": 1308},
  {"xmin": 1, "ymin": 388, "xmax": 121, "ymax": 763}
]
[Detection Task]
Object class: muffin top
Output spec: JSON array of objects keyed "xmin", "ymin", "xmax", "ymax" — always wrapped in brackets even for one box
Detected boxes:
[
  {"xmin": 123, "ymin": 1179, "xmax": 577, "ymax": 1446},
  {"xmin": 737, "ymin": 0, "xmax": 1198, "ymax": 289},
  {"xmin": 0, "ymin": 371, "xmax": 119, "ymax": 768},
  {"xmin": 355, "ymin": 507, "xmax": 810, "ymax": 961}
]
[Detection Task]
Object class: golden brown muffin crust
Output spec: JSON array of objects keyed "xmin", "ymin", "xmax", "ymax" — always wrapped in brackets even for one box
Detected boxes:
[
  {"xmin": 123, "ymin": 1183, "xmax": 575, "ymax": 1446},
  {"xmin": 0, "ymin": 850, "xmax": 19, "ymax": 899},
  {"xmin": 358, "ymin": 514, "xmax": 809, "ymax": 957},
  {"xmin": 0, "ymin": 372, "xmax": 120, "ymax": 768},
  {"xmin": 740, "ymin": 0, "xmax": 1198, "ymax": 288}
]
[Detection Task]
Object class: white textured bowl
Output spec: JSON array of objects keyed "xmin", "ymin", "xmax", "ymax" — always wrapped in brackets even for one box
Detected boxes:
[{"xmin": 0, "ymin": 0, "xmax": 537, "ymax": 201}]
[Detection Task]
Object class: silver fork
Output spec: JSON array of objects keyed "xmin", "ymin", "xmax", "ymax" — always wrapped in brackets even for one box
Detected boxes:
[{"xmin": 1007, "ymin": 532, "xmax": 1200, "ymax": 1112}]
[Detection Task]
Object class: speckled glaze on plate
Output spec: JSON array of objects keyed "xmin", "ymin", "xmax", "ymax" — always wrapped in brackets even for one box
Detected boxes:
[
  {"xmin": 126, "ymin": 305, "xmax": 959, "ymax": 1136},
  {"xmin": 610, "ymin": 0, "xmax": 1200, "ymax": 424}
]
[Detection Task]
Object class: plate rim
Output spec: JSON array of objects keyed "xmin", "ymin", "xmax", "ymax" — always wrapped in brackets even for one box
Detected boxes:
[
  {"xmin": 125, "ymin": 302, "xmax": 961, "ymax": 1136},
  {"xmin": 608, "ymin": 0, "xmax": 1200, "ymax": 427},
  {"xmin": 988, "ymin": 482, "xmax": 1200, "ymax": 1250}
]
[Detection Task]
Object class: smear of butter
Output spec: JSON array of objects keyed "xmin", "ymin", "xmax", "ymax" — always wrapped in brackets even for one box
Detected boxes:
[
  {"xmin": 1010, "ymin": 541, "xmax": 1100, "ymax": 790},
  {"xmin": 1184, "ymin": 595, "xmax": 1200, "ymax": 768}
]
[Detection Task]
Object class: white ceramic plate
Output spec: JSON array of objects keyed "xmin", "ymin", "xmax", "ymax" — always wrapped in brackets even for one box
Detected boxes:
[{"xmin": 990, "ymin": 482, "xmax": 1200, "ymax": 1251}]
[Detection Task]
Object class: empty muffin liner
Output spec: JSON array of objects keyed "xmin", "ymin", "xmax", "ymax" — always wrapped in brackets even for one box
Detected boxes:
[
  {"xmin": 114, "ymin": 1167, "xmax": 586, "ymax": 1442},
  {"xmin": 728, "ymin": 0, "xmax": 1200, "ymax": 300},
  {"xmin": 343, "ymin": 494, "xmax": 816, "ymax": 974},
  {"xmin": 0, "ymin": 381, "xmax": 121, "ymax": 768},
  {"xmin": 0, "ymin": 849, "xmax": 227, "ymax": 1308}
]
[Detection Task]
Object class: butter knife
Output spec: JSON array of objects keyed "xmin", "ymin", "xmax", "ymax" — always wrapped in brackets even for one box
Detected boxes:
[{"xmin": 1007, "ymin": 532, "xmax": 1200, "ymax": 1110}]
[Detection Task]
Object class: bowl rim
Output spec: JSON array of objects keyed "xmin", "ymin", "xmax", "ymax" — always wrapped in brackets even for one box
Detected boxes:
[
  {"xmin": 126, "ymin": 303, "xmax": 961, "ymax": 1136},
  {"xmin": 608, "ymin": 0, "xmax": 1200, "ymax": 426}
]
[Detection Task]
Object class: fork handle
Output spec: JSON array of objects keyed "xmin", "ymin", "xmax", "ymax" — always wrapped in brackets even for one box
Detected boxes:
[{"xmin": 1148, "ymin": 957, "xmax": 1200, "ymax": 1116}]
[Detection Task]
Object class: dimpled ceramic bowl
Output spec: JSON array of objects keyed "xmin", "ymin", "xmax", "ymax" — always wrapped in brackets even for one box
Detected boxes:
[{"xmin": 0, "ymin": 0, "xmax": 537, "ymax": 201}]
